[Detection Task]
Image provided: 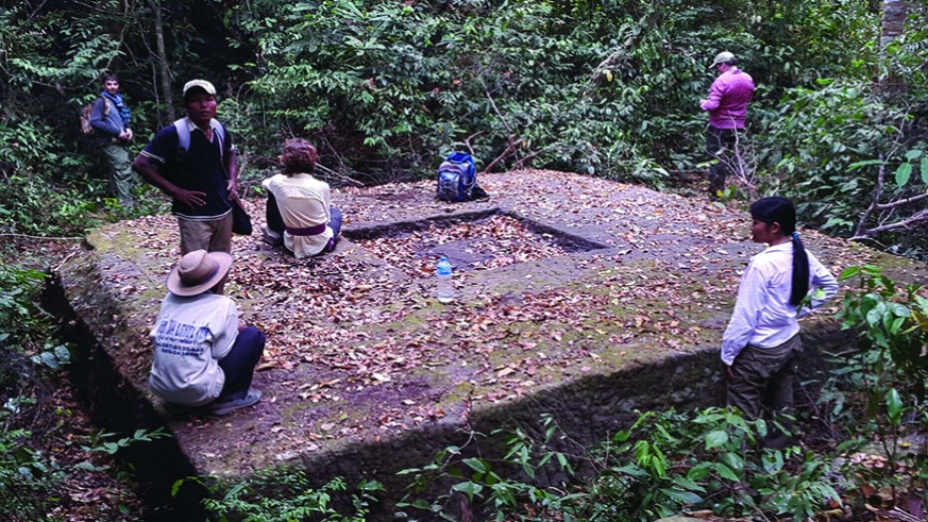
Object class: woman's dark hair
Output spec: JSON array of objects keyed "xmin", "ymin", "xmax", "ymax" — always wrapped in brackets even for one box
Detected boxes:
[
  {"xmin": 101, "ymin": 73, "xmax": 119, "ymax": 85},
  {"xmin": 750, "ymin": 196, "xmax": 809, "ymax": 306},
  {"xmin": 279, "ymin": 138, "xmax": 318, "ymax": 175}
]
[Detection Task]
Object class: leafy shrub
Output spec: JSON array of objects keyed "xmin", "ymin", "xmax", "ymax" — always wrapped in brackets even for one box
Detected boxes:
[
  {"xmin": 183, "ymin": 468, "xmax": 382, "ymax": 522},
  {"xmin": 761, "ymin": 83, "xmax": 903, "ymax": 232},
  {"xmin": 0, "ymin": 174, "xmax": 111, "ymax": 236},
  {"xmin": 837, "ymin": 265, "xmax": 928, "ymax": 388},
  {"xmin": 398, "ymin": 409, "xmax": 840, "ymax": 521},
  {"xmin": 0, "ymin": 402, "xmax": 67, "ymax": 521},
  {"xmin": 816, "ymin": 265, "xmax": 928, "ymax": 514},
  {"xmin": 224, "ymin": 0, "xmax": 879, "ymax": 186},
  {"xmin": 0, "ymin": 264, "xmax": 48, "ymax": 351}
]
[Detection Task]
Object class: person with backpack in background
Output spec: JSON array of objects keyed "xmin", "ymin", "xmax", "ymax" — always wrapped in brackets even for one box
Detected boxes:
[
  {"xmin": 721, "ymin": 197, "xmax": 837, "ymax": 448},
  {"xmin": 260, "ymin": 138, "xmax": 342, "ymax": 258},
  {"xmin": 699, "ymin": 51, "xmax": 754, "ymax": 200},
  {"xmin": 133, "ymin": 80, "xmax": 239, "ymax": 255},
  {"xmin": 89, "ymin": 73, "xmax": 138, "ymax": 209}
]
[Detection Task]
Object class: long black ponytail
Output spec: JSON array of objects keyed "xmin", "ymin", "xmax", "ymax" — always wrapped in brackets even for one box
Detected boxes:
[{"xmin": 750, "ymin": 197, "xmax": 809, "ymax": 306}]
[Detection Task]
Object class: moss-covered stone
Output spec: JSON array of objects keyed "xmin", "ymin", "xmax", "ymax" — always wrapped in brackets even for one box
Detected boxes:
[{"xmin": 52, "ymin": 170, "xmax": 928, "ymax": 518}]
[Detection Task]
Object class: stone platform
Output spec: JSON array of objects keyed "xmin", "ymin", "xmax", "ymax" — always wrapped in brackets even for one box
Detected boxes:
[{"xmin": 53, "ymin": 170, "xmax": 927, "ymax": 517}]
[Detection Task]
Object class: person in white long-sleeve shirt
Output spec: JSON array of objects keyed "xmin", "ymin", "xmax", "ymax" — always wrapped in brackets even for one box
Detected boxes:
[{"xmin": 721, "ymin": 197, "xmax": 838, "ymax": 445}]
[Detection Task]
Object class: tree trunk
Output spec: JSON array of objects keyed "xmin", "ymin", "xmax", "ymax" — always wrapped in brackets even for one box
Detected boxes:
[
  {"xmin": 148, "ymin": 0, "xmax": 174, "ymax": 122},
  {"xmin": 878, "ymin": 0, "xmax": 908, "ymax": 98}
]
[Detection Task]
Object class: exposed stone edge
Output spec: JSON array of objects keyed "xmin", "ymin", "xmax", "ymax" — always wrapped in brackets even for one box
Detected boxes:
[
  {"xmin": 47, "ymin": 256, "xmax": 850, "ymax": 520},
  {"xmin": 44, "ymin": 271, "xmax": 208, "ymax": 521}
]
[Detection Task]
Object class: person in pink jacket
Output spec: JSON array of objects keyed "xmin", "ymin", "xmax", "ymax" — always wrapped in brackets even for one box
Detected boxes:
[{"xmin": 700, "ymin": 51, "xmax": 755, "ymax": 199}]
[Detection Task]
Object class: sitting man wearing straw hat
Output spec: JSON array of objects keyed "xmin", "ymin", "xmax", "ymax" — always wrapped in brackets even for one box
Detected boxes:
[{"xmin": 149, "ymin": 250, "xmax": 264, "ymax": 415}]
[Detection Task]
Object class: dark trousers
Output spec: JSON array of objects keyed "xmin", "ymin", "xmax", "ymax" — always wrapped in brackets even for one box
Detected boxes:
[
  {"xmin": 705, "ymin": 126, "xmax": 738, "ymax": 196},
  {"xmin": 217, "ymin": 326, "xmax": 265, "ymax": 401},
  {"xmin": 266, "ymin": 193, "xmax": 342, "ymax": 252},
  {"xmin": 266, "ymin": 192, "xmax": 286, "ymax": 235},
  {"xmin": 727, "ymin": 334, "xmax": 802, "ymax": 426}
]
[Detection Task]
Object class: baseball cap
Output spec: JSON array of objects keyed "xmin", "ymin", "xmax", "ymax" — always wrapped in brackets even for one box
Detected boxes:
[
  {"xmin": 710, "ymin": 51, "xmax": 736, "ymax": 68},
  {"xmin": 182, "ymin": 79, "xmax": 216, "ymax": 98}
]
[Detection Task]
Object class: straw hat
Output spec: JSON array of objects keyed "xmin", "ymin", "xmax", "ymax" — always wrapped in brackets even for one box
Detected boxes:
[{"xmin": 166, "ymin": 250, "xmax": 233, "ymax": 297}]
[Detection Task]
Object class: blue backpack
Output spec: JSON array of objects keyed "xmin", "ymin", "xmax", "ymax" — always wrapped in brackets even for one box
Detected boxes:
[{"xmin": 436, "ymin": 152, "xmax": 476, "ymax": 202}]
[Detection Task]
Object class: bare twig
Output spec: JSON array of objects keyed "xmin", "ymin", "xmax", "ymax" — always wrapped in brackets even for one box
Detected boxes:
[
  {"xmin": 316, "ymin": 164, "xmax": 365, "ymax": 187},
  {"xmin": 462, "ymin": 131, "xmax": 483, "ymax": 158},
  {"xmin": 855, "ymin": 208, "xmax": 928, "ymax": 236},
  {"xmin": 853, "ymin": 133, "xmax": 928, "ymax": 239},
  {"xmin": 0, "ymin": 233, "xmax": 83, "ymax": 241},
  {"xmin": 513, "ymin": 146, "xmax": 554, "ymax": 170},
  {"xmin": 874, "ymin": 191, "xmax": 928, "ymax": 211},
  {"xmin": 482, "ymin": 138, "xmax": 522, "ymax": 173}
]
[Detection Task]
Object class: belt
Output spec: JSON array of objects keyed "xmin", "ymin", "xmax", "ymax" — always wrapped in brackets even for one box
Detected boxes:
[{"xmin": 286, "ymin": 223, "xmax": 327, "ymax": 236}]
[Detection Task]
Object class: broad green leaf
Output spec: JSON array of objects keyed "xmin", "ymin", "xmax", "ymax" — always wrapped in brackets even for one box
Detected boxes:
[
  {"xmin": 451, "ymin": 481, "xmax": 483, "ymax": 499},
  {"xmin": 687, "ymin": 462, "xmax": 713, "ymax": 481},
  {"xmin": 889, "ymin": 303, "xmax": 910, "ymax": 317},
  {"xmin": 904, "ymin": 149, "xmax": 923, "ymax": 160},
  {"xmin": 895, "ymin": 163, "xmax": 912, "ymax": 187},
  {"xmin": 705, "ymin": 430, "xmax": 728, "ymax": 449},
  {"xmin": 839, "ymin": 266, "xmax": 861, "ymax": 280},
  {"xmin": 661, "ymin": 488, "xmax": 702, "ymax": 504},
  {"xmin": 715, "ymin": 462, "xmax": 740, "ymax": 481},
  {"xmin": 672, "ymin": 475, "xmax": 706, "ymax": 493},
  {"xmin": 921, "ymin": 157, "xmax": 928, "ymax": 184},
  {"xmin": 762, "ymin": 450, "xmax": 785, "ymax": 473},
  {"xmin": 886, "ymin": 388, "xmax": 903, "ymax": 426},
  {"xmin": 54, "ymin": 345, "xmax": 71, "ymax": 363},
  {"xmin": 40, "ymin": 352, "xmax": 58, "ymax": 370},
  {"xmin": 462, "ymin": 458, "xmax": 488, "ymax": 474},
  {"xmin": 847, "ymin": 159, "xmax": 886, "ymax": 170},
  {"xmin": 719, "ymin": 452, "xmax": 744, "ymax": 474}
]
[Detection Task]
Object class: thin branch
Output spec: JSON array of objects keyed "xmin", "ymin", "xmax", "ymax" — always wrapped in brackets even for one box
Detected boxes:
[
  {"xmin": 482, "ymin": 138, "xmax": 522, "ymax": 173},
  {"xmin": 857, "ymin": 208, "xmax": 928, "ymax": 236},
  {"xmin": 513, "ymin": 146, "xmax": 554, "ymax": 169},
  {"xmin": 0, "ymin": 233, "xmax": 83, "ymax": 241},
  {"xmin": 315, "ymin": 164, "xmax": 364, "ymax": 187},
  {"xmin": 27, "ymin": 0, "xmax": 52, "ymax": 19},
  {"xmin": 855, "ymin": 154, "xmax": 886, "ymax": 238},
  {"xmin": 479, "ymin": 77, "xmax": 513, "ymax": 134},
  {"xmin": 462, "ymin": 131, "xmax": 483, "ymax": 158},
  {"xmin": 874, "ymin": 191, "xmax": 928, "ymax": 211}
]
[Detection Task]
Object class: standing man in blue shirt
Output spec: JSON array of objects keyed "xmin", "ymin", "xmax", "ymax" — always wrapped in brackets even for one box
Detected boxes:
[
  {"xmin": 89, "ymin": 73, "xmax": 137, "ymax": 208},
  {"xmin": 133, "ymin": 80, "xmax": 239, "ymax": 254}
]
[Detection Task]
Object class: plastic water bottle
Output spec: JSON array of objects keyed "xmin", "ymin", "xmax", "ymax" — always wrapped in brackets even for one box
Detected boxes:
[{"xmin": 436, "ymin": 256, "xmax": 454, "ymax": 303}]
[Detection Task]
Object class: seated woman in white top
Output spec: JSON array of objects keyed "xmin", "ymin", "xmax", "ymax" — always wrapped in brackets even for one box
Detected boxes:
[{"xmin": 261, "ymin": 139, "xmax": 342, "ymax": 258}]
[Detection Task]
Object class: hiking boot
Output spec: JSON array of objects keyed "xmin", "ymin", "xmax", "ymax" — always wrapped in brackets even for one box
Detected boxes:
[
  {"xmin": 209, "ymin": 388, "xmax": 262, "ymax": 416},
  {"xmin": 261, "ymin": 225, "xmax": 282, "ymax": 247}
]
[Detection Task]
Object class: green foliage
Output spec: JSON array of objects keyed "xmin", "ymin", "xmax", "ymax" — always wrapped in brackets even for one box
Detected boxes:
[
  {"xmin": 225, "ymin": 0, "xmax": 878, "ymax": 185},
  {"xmin": 817, "ymin": 265, "xmax": 928, "ymax": 509},
  {"xmin": 837, "ymin": 265, "xmax": 928, "ymax": 385},
  {"xmin": 186, "ymin": 467, "xmax": 382, "ymax": 522},
  {"xmin": 0, "ymin": 263, "xmax": 48, "ymax": 351},
  {"xmin": 0, "ymin": 174, "xmax": 112, "ymax": 236},
  {"xmin": 0, "ymin": 404, "xmax": 67, "ymax": 521},
  {"xmin": 398, "ymin": 409, "xmax": 839, "ymax": 521},
  {"xmin": 762, "ymin": 82, "xmax": 899, "ymax": 232},
  {"xmin": 82, "ymin": 428, "xmax": 168, "ymax": 458}
]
